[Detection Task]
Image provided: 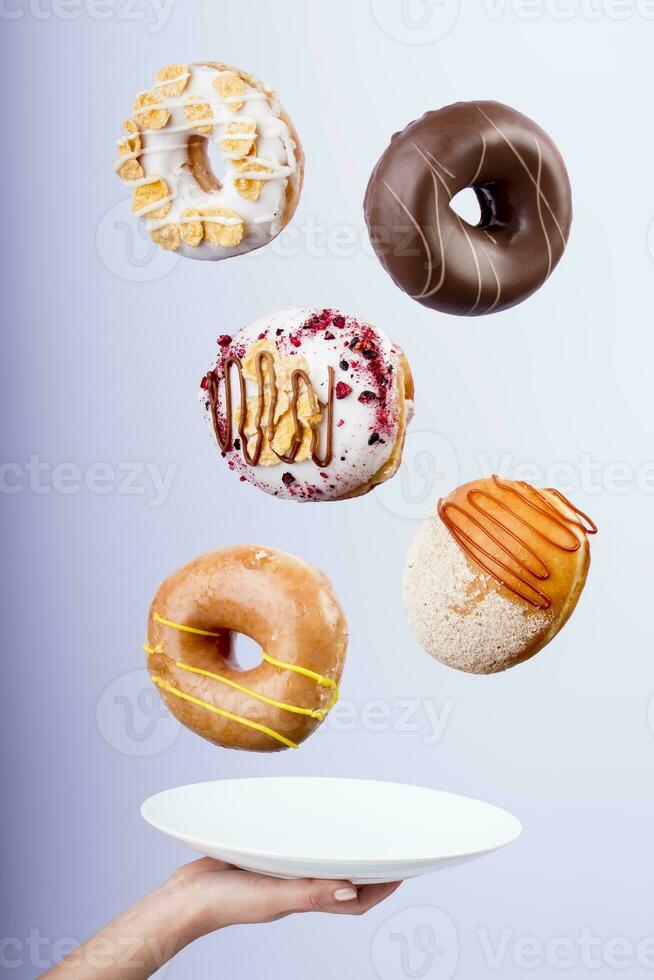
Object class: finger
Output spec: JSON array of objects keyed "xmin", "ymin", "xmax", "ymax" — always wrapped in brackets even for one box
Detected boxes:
[
  {"xmin": 355, "ymin": 880, "xmax": 402, "ymax": 912},
  {"xmin": 320, "ymin": 880, "xmax": 402, "ymax": 916},
  {"xmin": 257, "ymin": 877, "xmax": 360, "ymax": 917}
]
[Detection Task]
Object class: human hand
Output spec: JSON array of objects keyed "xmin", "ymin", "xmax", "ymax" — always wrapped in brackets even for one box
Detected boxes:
[
  {"xmin": 43, "ymin": 858, "xmax": 401, "ymax": 978},
  {"xmin": 172, "ymin": 856, "xmax": 401, "ymax": 929}
]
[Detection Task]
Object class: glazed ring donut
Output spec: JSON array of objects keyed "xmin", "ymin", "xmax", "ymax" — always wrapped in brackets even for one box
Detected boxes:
[
  {"xmin": 144, "ymin": 545, "xmax": 347, "ymax": 752},
  {"xmin": 201, "ymin": 307, "xmax": 414, "ymax": 502},
  {"xmin": 403, "ymin": 476, "xmax": 597, "ymax": 674},
  {"xmin": 364, "ymin": 101, "xmax": 572, "ymax": 315},
  {"xmin": 114, "ymin": 61, "xmax": 303, "ymax": 258}
]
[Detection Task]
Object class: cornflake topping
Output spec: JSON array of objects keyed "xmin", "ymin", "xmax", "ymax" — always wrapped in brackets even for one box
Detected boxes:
[
  {"xmin": 155, "ymin": 63, "xmax": 189, "ymax": 98},
  {"xmin": 118, "ymin": 118, "xmax": 141, "ymax": 156},
  {"xmin": 133, "ymin": 91, "xmax": 170, "ymax": 130},
  {"xmin": 184, "ymin": 95, "xmax": 213, "ymax": 136},
  {"xmin": 151, "ymin": 224, "xmax": 181, "ymax": 251},
  {"xmin": 221, "ymin": 120, "xmax": 256, "ymax": 158},
  {"xmin": 233, "ymin": 160, "xmax": 272, "ymax": 201},
  {"xmin": 179, "ymin": 208, "xmax": 204, "ymax": 247},
  {"xmin": 119, "ymin": 157, "xmax": 144, "ymax": 183},
  {"xmin": 202, "ymin": 208, "xmax": 244, "ymax": 247},
  {"xmin": 213, "ymin": 72, "xmax": 246, "ymax": 112},
  {"xmin": 132, "ymin": 178, "xmax": 171, "ymax": 219}
]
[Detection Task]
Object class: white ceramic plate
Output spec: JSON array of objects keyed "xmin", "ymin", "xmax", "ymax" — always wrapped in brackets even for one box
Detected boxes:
[{"xmin": 141, "ymin": 778, "xmax": 521, "ymax": 883}]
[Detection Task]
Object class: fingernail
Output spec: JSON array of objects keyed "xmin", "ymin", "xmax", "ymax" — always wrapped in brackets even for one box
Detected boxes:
[{"xmin": 334, "ymin": 887, "xmax": 357, "ymax": 902}]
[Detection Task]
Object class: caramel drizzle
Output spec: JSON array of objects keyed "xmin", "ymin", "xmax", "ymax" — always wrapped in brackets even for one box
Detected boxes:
[
  {"xmin": 206, "ymin": 352, "xmax": 335, "ymax": 467},
  {"xmin": 438, "ymin": 475, "xmax": 597, "ymax": 610}
]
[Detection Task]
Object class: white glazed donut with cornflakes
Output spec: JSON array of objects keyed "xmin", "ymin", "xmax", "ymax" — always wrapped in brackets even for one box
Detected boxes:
[
  {"xmin": 200, "ymin": 308, "xmax": 415, "ymax": 502},
  {"xmin": 113, "ymin": 62, "xmax": 303, "ymax": 258}
]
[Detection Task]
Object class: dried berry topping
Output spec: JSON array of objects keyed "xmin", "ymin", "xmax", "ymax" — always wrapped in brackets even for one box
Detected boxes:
[
  {"xmin": 333, "ymin": 315, "xmax": 345, "ymax": 328},
  {"xmin": 303, "ymin": 310, "xmax": 333, "ymax": 331},
  {"xmin": 257, "ymin": 332, "xmax": 266, "ymax": 340},
  {"xmin": 335, "ymin": 381, "xmax": 352, "ymax": 400},
  {"xmin": 324, "ymin": 331, "xmax": 335, "ymax": 340},
  {"xmin": 290, "ymin": 336, "xmax": 301, "ymax": 348},
  {"xmin": 358, "ymin": 390, "xmax": 377, "ymax": 403},
  {"xmin": 217, "ymin": 334, "xmax": 232, "ymax": 347},
  {"xmin": 337, "ymin": 419, "xmax": 345, "ymax": 427},
  {"xmin": 349, "ymin": 336, "xmax": 360, "ymax": 350},
  {"xmin": 233, "ymin": 438, "xmax": 241, "ymax": 451},
  {"xmin": 362, "ymin": 348, "xmax": 378, "ymax": 360},
  {"xmin": 368, "ymin": 432, "xmax": 380, "ymax": 445},
  {"xmin": 200, "ymin": 376, "xmax": 208, "ymax": 390},
  {"xmin": 276, "ymin": 328, "xmax": 283, "ymax": 336},
  {"xmin": 282, "ymin": 472, "xmax": 296, "ymax": 486},
  {"xmin": 339, "ymin": 359, "xmax": 350, "ymax": 371}
]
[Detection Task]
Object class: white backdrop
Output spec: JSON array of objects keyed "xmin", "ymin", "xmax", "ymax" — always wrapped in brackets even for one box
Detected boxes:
[{"xmin": 4, "ymin": 1, "xmax": 654, "ymax": 977}]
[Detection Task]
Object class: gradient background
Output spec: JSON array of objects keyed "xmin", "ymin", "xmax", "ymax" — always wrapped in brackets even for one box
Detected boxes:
[{"xmin": 3, "ymin": 1, "xmax": 654, "ymax": 976}]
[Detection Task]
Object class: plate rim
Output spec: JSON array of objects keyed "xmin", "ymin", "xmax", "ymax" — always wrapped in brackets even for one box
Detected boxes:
[{"xmin": 141, "ymin": 776, "xmax": 522, "ymax": 866}]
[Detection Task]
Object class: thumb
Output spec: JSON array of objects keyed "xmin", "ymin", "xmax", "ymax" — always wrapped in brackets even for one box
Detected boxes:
[{"xmin": 264, "ymin": 877, "xmax": 358, "ymax": 915}]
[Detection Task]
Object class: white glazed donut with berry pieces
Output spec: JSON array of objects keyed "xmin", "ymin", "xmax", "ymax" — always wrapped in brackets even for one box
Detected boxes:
[
  {"xmin": 200, "ymin": 308, "xmax": 415, "ymax": 502},
  {"xmin": 113, "ymin": 62, "xmax": 303, "ymax": 259}
]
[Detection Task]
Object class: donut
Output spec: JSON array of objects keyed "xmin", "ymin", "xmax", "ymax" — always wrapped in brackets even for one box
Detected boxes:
[
  {"xmin": 144, "ymin": 546, "xmax": 347, "ymax": 752},
  {"xmin": 364, "ymin": 101, "xmax": 572, "ymax": 316},
  {"xmin": 403, "ymin": 476, "xmax": 597, "ymax": 674},
  {"xmin": 200, "ymin": 308, "xmax": 415, "ymax": 502},
  {"xmin": 114, "ymin": 62, "xmax": 303, "ymax": 258}
]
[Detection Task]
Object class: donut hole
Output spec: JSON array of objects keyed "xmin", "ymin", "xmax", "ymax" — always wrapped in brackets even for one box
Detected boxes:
[
  {"xmin": 450, "ymin": 187, "xmax": 482, "ymax": 226},
  {"xmin": 232, "ymin": 631, "xmax": 265, "ymax": 671},
  {"xmin": 188, "ymin": 134, "xmax": 228, "ymax": 194}
]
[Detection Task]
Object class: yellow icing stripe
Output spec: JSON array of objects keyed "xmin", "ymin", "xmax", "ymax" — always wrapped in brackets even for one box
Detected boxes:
[
  {"xmin": 145, "ymin": 612, "xmax": 340, "ymax": 748},
  {"xmin": 153, "ymin": 612, "xmax": 221, "ymax": 637},
  {"xmin": 263, "ymin": 651, "xmax": 339, "ymax": 695},
  {"xmin": 151, "ymin": 676, "xmax": 298, "ymax": 749},
  {"xmin": 143, "ymin": 650, "xmax": 328, "ymax": 720}
]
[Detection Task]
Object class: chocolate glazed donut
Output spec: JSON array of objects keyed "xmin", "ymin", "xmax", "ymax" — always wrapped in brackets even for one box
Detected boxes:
[{"xmin": 364, "ymin": 101, "xmax": 572, "ymax": 316}]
